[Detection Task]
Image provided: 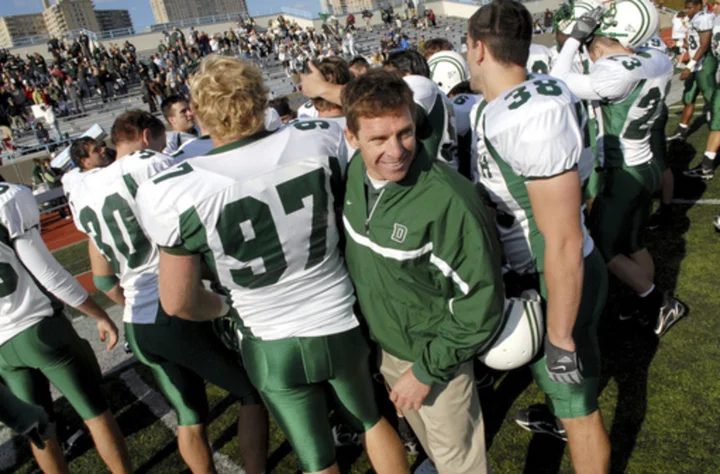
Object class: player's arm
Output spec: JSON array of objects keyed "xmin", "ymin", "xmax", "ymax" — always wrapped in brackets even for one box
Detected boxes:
[
  {"xmin": 551, "ymin": 38, "xmax": 603, "ymax": 101},
  {"xmin": 88, "ymin": 239, "xmax": 124, "ymax": 307},
  {"xmin": 13, "ymin": 227, "xmax": 118, "ymax": 351},
  {"xmin": 527, "ymin": 170, "xmax": 584, "ymax": 354},
  {"xmin": 693, "ymin": 30, "xmax": 712, "ymax": 63},
  {"xmin": 300, "ymin": 61, "xmax": 343, "ymax": 105},
  {"xmin": 392, "ymin": 197, "xmax": 504, "ymax": 411},
  {"xmin": 157, "ymin": 250, "xmax": 228, "ymax": 322}
]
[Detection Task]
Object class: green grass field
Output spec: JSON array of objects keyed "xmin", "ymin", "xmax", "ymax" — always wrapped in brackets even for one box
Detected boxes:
[{"xmin": 4, "ymin": 105, "xmax": 719, "ymax": 474}]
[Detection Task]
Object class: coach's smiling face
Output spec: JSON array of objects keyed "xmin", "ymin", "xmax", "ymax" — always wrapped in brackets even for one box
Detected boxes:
[{"xmin": 345, "ymin": 106, "xmax": 416, "ymax": 183}]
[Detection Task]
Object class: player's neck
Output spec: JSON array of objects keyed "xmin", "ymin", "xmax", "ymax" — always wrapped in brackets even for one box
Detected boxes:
[{"xmin": 481, "ymin": 63, "xmax": 527, "ymax": 103}]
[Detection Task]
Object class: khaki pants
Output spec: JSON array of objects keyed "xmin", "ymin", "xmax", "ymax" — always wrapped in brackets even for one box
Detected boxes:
[{"xmin": 379, "ymin": 351, "xmax": 491, "ymax": 474}]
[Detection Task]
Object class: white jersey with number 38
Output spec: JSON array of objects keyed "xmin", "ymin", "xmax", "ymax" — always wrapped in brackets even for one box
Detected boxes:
[
  {"xmin": 70, "ymin": 150, "xmax": 179, "ymax": 324},
  {"xmin": 135, "ymin": 120, "xmax": 359, "ymax": 341}
]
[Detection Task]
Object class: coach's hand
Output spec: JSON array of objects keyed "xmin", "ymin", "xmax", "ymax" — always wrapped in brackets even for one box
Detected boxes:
[
  {"xmin": 571, "ymin": 6, "xmax": 604, "ymax": 43},
  {"xmin": 545, "ymin": 335, "xmax": 583, "ymax": 384},
  {"xmin": 390, "ymin": 368, "xmax": 432, "ymax": 411},
  {"xmin": 97, "ymin": 316, "xmax": 119, "ymax": 351}
]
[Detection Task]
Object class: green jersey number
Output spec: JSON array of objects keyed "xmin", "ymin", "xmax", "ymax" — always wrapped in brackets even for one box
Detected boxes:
[
  {"xmin": 478, "ymin": 154, "xmax": 493, "ymax": 179},
  {"xmin": 453, "ymin": 95, "xmax": 468, "ymax": 105},
  {"xmin": 293, "ymin": 120, "xmax": 330, "ymax": 132},
  {"xmin": 0, "ymin": 262, "xmax": 18, "ymax": 298},
  {"xmin": 506, "ymin": 80, "xmax": 563, "ymax": 110},
  {"xmin": 688, "ymin": 34, "xmax": 698, "ymax": 52},
  {"xmin": 79, "ymin": 195, "xmax": 152, "ymax": 273},
  {"xmin": 216, "ymin": 166, "xmax": 334, "ymax": 289},
  {"xmin": 530, "ymin": 60, "xmax": 549, "ymax": 75},
  {"xmin": 623, "ymin": 87, "xmax": 662, "ymax": 140}
]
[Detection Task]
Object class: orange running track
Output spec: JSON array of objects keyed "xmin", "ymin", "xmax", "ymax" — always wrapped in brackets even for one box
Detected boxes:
[{"xmin": 41, "ymin": 211, "xmax": 96, "ymax": 292}]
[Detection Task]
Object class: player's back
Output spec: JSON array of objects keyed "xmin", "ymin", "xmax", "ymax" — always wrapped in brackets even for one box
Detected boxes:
[
  {"xmin": 592, "ymin": 50, "xmax": 673, "ymax": 167},
  {"xmin": 136, "ymin": 120, "xmax": 358, "ymax": 340},
  {"xmin": 527, "ymin": 43, "xmax": 553, "ymax": 75},
  {"xmin": 71, "ymin": 150, "xmax": 177, "ymax": 323},
  {"xmin": 0, "ymin": 183, "xmax": 61, "ymax": 343}
]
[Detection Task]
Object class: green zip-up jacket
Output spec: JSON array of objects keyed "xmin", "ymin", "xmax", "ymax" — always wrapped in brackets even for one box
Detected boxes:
[{"xmin": 343, "ymin": 147, "xmax": 505, "ymax": 385}]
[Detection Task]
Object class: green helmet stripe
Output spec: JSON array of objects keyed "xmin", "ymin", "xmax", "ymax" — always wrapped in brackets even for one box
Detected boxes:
[
  {"xmin": 634, "ymin": 0, "xmax": 653, "ymax": 48},
  {"xmin": 428, "ymin": 55, "xmax": 468, "ymax": 82}
]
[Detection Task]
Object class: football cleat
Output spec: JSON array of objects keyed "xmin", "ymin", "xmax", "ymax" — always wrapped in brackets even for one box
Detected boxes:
[
  {"xmin": 515, "ymin": 404, "xmax": 568, "ymax": 442},
  {"xmin": 713, "ymin": 213, "xmax": 720, "ymax": 232},
  {"xmin": 654, "ymin": 295, "xmax": 689, "ymax": 337},
  {"xmin": 646, "ymin": 209, "xmax": 672, "ymax": 231},
  {"xmin": 683, "ymin": 163, "xmax": 715, "ymax": 180}
]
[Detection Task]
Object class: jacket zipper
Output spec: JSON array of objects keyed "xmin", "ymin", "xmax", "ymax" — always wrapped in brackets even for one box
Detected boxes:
[{"xmin": 364, "ymin": 188, "xmax": 385, "ymax": 235}]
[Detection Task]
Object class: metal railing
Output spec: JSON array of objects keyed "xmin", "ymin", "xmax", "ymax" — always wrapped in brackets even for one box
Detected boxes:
[{"xmin": 2, "ymin": 28, "xmax": 98, "ymax": 48}]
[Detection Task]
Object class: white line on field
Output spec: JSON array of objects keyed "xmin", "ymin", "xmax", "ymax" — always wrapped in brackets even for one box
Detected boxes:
[
  {"xmin": 119, "ymin": 369, "xmax": 246, "ymax": 474},
  {"xmin": 672, "ymin": 198, "xmax": 720, "ymax": 205}
]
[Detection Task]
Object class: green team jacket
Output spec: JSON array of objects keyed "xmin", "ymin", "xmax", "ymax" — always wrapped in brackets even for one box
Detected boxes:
[{"xmin": 343, "ymin": 147, "xmax": 505, "ymax": 385}]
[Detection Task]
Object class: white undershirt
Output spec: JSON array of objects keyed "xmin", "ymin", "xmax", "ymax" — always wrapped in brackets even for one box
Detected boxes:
[{"xmin": 367, "ymin": 173, "xmax": 389, "ymax": 190}]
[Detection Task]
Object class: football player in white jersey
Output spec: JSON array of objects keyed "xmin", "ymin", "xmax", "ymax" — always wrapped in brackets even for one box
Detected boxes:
[
  {"xmin": 467, "ymin": 1, "xmax": 610, "ymax": 472},
  {"xmin": 0, "ymin": 182, "xmax": 132, "ymax": 474},
  {"xmin": 384, "ymin": 50, "xmax": 460, "ymax": 170},
  {"xmin": 685, "ymin": 0, "xmax": 720, "ymax": 179},
  {"xmin": 161, "ymin": 95, "xmax": 200, "ymax": 155},
  {"xmin": 297, "ymin": 99, "xmax": 319, "ymax": 118},
  {"xmin": 68, "ymin": 110, "xmax": 269, "ymax": 474},
  {"xmin": 527, "ymin": 43, "xmax": 554, "ymax": 74},
  {"xmin": 554, "ymin": 0, "xmax": 688, "ymax": 337},
  {"xmin": 135, "ymin": 56, "xmax": 408, "ymax": 474},
  {"xmin": 668, "ymin": 0, "xmax": 716, "ymax": 141}
]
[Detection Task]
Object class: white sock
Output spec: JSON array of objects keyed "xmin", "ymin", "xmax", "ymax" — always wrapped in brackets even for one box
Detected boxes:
[
  {"xmin": 704, "ymin": 151, "xmax": 717, "ymax": 161},
  {"xmin": 639, "ymin": 284, "xmax": 655, "ymax": 298},
  {"xmin": 679, "ymin": 123, "xmax": 688, "ymax": 129}
]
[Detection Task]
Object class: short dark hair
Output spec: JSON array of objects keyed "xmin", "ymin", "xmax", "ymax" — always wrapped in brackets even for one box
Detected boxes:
[
  {"xmin": 423, "ymin": 38, "xmax": 453, "ymax": 59},
  {"xmin": 686, "ymin": 0, "xmax": 702, "ymax": 6},
  {"xmin": 111, "ymin": 110, "xmax": 166, "ymax": 146},
  {"xmin": 268, "ymin": 96, "xmax": 293, "ymax": 118},
  {"xmin": 69, "ymin": 137, "xmax": 97, "ymax": 168},
  {"xmin": 448, "ymin": 81, "xmax": 473, "ymax": 97},
  {"xmin": 384, "ymin": 50, "xmax": 430, "ymax": 78},
  {"xmin": 160, "ymin": 95, "xmax": 188, "ymax": 121},
  {"xmin": 349, "ymin": 56, "xmax": 370, "ymax": 70},
  {"xmin": 312, "ymin": 58, "xmax": 352, "ymax": 112},
  {"xmin": 342, "ymin": 69, "xmax": 414, "ymax": 135},
  {"xmin": 468, "ymin": 0, "xmax": 533, "ymax": 67}
]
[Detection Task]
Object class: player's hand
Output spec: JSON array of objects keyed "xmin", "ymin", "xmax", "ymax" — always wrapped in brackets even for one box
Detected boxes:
[
  {"xmin": 390, "ymin": 368, "xmax": 432, "ymax": 411},
  {"xmin": 300, "ymin": 61, "xmax": 328, "ymax": 99},
  {"xmin": 570, "ymin": 6, "xmax": 604, "ymax": 43},
  {"xmin": 680, "ymin": 68, "xmax": 691, "ymax": 81},
  {"xmin": 97, "ymin": 316, "xmax": 119, "ymax": 351},
  {"xmin": 545, "ymin": 335, "xmax": 583, "ymax": 384}
]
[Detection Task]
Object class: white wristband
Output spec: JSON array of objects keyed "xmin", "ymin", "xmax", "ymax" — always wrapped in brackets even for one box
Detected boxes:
[{"xmin": 686, "ymin": 60, "xmax": 697, "ymax": 71}]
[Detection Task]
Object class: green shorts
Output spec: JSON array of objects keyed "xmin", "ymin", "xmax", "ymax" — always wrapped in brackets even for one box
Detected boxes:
[
  {"xmin": 241, "ymin": 327, "xmax": 381, "ymax": 473},
  {"xmin": 589, "ymin": 162, "xmax": 663, "ymax": 262},
  {"xmin": 125, "ymin": 310, "xmax": 261, "ymax": 427},
  {"xmin": 650, "ymin": 104, "xmax": 669, "ymax": 170},
  {"xmin": 0, "ymin": 314, "xmax": 107, "ymax": 421},
  {"xmin": 532, "ymin": 248, "xmax": 608, "ymax": 419},
  {"xmin": 682, "ymin": 55, "xmax": 717, "ymax": 106},
  {"xmin": 709, "ymin": 88, "xmax": 720, "ymax": 132}
]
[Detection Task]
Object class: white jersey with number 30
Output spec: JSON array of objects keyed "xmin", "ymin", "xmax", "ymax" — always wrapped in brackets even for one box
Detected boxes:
[
  {"xmin": 135, "ymin": 120, "xmax": 358, "ymax": 341},
  {"xmin": 70, "ymin": 150, "xmax": 179, "ymax": 324}
]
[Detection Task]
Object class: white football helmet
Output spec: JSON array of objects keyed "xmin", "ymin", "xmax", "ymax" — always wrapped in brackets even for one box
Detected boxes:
[
  {"xmin": 427, "ymin": 50, "xmax": 470, "ymax": 95},
  {"xmin": 479, "ymin": 290, "xmax": 544, "ymax": 371},
  {"xmin": 595, "ymin": 0, "xmax": 659, "ymax": 49}
]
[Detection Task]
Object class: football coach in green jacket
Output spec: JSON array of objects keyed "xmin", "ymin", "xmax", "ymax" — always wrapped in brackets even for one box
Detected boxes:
[{"xmin": 342, "ymin": 69, "xmax": 504, "ymax": 474}]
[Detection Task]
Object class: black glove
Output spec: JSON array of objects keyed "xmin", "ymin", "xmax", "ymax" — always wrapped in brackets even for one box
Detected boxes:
[
  {"xmin": 545, "ymin": 336, "xmax": 583, "ymax": 384},
  {"xmin": 570, "ymin": 6, "xmax": 605, "ymax": 43}
]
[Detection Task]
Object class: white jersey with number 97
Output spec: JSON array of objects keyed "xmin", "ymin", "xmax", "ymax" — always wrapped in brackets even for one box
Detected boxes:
[{"xmin": 135, "ymin": 120, "xmax": 359, "ymax": 341}]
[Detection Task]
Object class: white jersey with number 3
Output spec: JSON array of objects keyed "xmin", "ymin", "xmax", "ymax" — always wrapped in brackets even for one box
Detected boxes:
[
  {"xmin": 688, "ymin": 11, "xmax": 714, "ymax": 59},
  {"xmin": 70, "ymin": 150, "xmax": 179, "ymax": 324},
  {"xmin": 135, "ymin": 120, "xmax": 358, "ymax": 341}
]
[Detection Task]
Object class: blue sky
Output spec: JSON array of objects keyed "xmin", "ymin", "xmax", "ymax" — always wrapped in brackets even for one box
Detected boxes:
[{"xmin": 1, "ymin": 0, "xmax": 320, "ymax": 33}]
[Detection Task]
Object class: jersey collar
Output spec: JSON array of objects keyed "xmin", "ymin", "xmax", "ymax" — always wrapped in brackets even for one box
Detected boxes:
[{"xmin": 205, "ymin": 129, "xmax": 275, "ymax": 156}]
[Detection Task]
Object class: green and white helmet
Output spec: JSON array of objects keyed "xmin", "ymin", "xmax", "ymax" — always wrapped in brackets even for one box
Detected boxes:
[
  {"xmin": 554, "ymin": 0, "xmax": 606, "ymax": 35},
  {"xmin": 595, "ymin": 0, "xmax": 659, "ymax": 49},
  {"xmin": 427, "ymin": 50, "xmax": 470, "ymax": 95}
]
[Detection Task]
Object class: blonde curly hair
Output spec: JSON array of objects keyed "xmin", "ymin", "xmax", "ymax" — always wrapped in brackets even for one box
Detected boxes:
[{"xmin": 189, "ymin": 55, "xmax": 268, "ymax": 142}]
